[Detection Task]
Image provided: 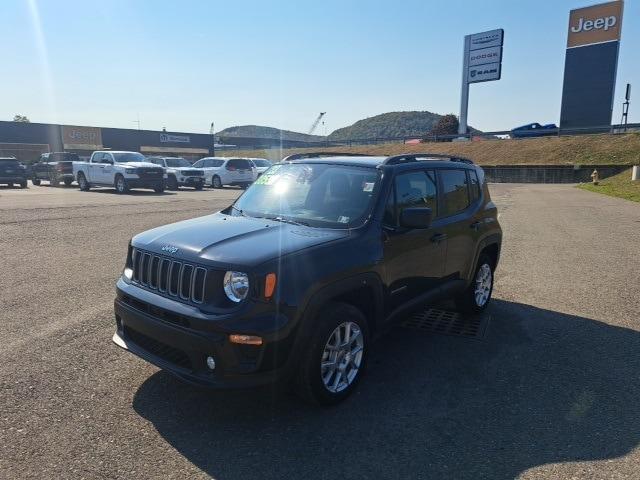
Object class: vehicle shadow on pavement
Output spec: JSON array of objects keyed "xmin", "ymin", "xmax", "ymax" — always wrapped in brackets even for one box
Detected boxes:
[
  {"xmin": 80, "ymin": 189, "xmax": 175, "ymax": 196},
  {"xmin": 132, "ymin": 299, "xmax": 640, "ymax": 479}
]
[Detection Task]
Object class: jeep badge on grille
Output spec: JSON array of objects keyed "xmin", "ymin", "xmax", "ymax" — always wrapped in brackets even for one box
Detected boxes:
[{"xmin": 161, "ymin": 245, "xmax": 179, "ymax": 254}]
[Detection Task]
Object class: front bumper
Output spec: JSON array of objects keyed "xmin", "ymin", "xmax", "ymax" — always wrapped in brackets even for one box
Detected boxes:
[
  {"xmin": 178, "ymin": 176, "xmax": 204, "ymax": 187},
  {"xmin": 0, "ymin": 175, "xmax": 27, "ymax": 183},
  {"xmin": 124, "ymin": 177, "xmax": 165, "ymax": 189},
  {"xmin": 113, "ymin": 280, "xmax": 294, "ymax": 389}
]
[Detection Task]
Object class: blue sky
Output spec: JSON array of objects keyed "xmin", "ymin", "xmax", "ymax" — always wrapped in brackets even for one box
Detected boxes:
[{"xmin": 1, "ymin": 0, "xmax": 638, "ymax": 134}]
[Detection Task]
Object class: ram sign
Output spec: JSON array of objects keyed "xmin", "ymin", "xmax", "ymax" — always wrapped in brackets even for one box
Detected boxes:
[{"xmin": 560, "ymin": 1, "xmax": 624, "ymax": 128}]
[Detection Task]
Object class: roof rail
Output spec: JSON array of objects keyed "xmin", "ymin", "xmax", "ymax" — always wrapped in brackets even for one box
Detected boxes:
[
  {"xmin": 282, "ymin": 152, "xmax": 372, "ymax": 162},
  {"xmin": 383, "ymin": 153, "xmax": 474, "ymax": 166}
]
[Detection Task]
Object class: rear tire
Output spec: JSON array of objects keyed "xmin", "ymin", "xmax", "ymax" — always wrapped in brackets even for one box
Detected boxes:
[
  {"xmin": 8, "ymin": 183, "xmax": 13, "ymax": 188},
  {"xmin": 63, "ymin": 178, "xmax": 73, "ymax": 187},
  {"xmin": 294, "ymin": 302, "xmax": 369, "ymax": 406},
  {"xmin": 20, "ymin": 180, "xmax": 28, "ymax": 189},
  {"xmin": 154, "ymin": 185, "xmax": 165, "ymax": 193},
  {"xmin": 77, "ymin": 172, "xmax": 90, "ymax": 191},
  {"xmin": 50, "ymin": 175, "xmax": 60, "ymax": 187},
  {"xmin": 115, "ymin": 175, "xmax": 128, "ymax": 194},
  {"xmin": 212, "ymin": 175, "xmax": 222, "ymax": 189},
  {"xmin": 195, "ymin": 184, "xmax": 203, "ymax": 191},
  {"xmin": 32, "ymin": 178, "xmax": 41, "ymax": 186},
  {"xmin": 455, "ymin": 253, "xmax": 495, "ymax": 314},
  {"xmin": 167, "ymin": 176, "xmax": 178, "ymax": 191}
]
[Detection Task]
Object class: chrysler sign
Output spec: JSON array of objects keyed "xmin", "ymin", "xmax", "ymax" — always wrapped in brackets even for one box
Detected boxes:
[{"xmin": 469, "ymin": 29, "xmax": 504, "ymax": 50}]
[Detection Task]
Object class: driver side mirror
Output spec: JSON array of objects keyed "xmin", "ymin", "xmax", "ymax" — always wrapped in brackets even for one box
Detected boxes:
[
  {"xmin": 103, "ymin": 159, "xmax": 113, "ymax": 165},
  {"xmin": 400, "ymin": 207, "xmax": 432, "ymax": 229}
]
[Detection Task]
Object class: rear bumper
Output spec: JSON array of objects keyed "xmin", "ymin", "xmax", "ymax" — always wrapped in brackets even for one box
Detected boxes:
[{"xmin": 113, "ymin": 282, "xmax": 295, "ymax": 389}]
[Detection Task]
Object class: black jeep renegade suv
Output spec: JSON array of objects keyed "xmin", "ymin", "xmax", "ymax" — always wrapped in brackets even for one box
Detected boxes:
[{"xmin": 113, "ymin": 152, "xmax": 502, "ymax": 405}]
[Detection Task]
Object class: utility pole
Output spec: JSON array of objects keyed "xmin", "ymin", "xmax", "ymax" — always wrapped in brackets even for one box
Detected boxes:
[
  {"xmin": 621, "ymin": 83, "xmax": 631, "ymax": 132},
  {"xmin": 210, "ymin": 122, "xmax": 215, "ymax": 156}
]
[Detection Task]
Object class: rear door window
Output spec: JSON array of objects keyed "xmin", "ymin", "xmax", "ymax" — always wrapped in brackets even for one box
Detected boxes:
[{"xmin": 439, "ymin": 169, "xmax": 470, "ymax": 216}]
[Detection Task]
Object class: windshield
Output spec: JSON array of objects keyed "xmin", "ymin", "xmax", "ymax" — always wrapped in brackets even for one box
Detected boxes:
[
  {"xmin": 253, "ymin": 159, "xmax": 271, "ymax": 167},
  {"xmin": 230, "ymin": 163, "xmax": 380, "ymax": 228},
  {"xmin": 113, "ymin": 152, "xmax": 146, "ymax": 163},
  {"xmin": 165, "ymin": 158, "xmax": 192, "ymax": 168}
]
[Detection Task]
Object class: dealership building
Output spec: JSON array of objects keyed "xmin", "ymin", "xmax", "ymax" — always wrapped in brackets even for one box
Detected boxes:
[
  {"xmin": 0, "ymin": 121, "xmax": 322, "ymax": 163},
  {"xmin": 0, "ymin": 121, "xmax": 218, "ymax": 162}
]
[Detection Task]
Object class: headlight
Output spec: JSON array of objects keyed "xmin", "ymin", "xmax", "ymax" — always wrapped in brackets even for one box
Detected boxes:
[
  {"xmin": 124, "ymin": 168, "xmax": 138, "ymax": 174},
  {"xmin": 223, "ymin": 271, "xmax": 249, "ymax": 303},
  {"xmin": 123, "ymin": 267, "xmax": 133, "ymax": 280}
]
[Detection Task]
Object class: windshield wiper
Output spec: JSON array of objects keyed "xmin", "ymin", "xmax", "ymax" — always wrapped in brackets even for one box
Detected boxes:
[
  {"xmin": 230, "ymin": 205, "xmax": 246, "ymax": 216},
  {"xmin": 268, "ymin": 216, "xmax": 310, "ymax": 227}
]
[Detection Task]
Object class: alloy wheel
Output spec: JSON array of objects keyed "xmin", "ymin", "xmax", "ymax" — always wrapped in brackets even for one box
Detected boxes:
[
  {"xmin": 474, "ymin": 263, "xmax": 492, "ymax": 307},
  {"xmin": 320, "ymin": 321, "xmax": 364, "ymax": 393}
]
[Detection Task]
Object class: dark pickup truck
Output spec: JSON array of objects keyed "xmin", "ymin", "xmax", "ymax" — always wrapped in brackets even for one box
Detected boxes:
[
  {"xmin": 32, "ymin": 152, "xmax": 79, "ymax": 186},
  {"xmin": 0, "ymin": 157, "xmax": 28, "ymax": 188}
]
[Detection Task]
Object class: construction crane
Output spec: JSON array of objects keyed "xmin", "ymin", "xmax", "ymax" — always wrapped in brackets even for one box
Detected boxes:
[{"xmin": 308, "ymin": 112, "xmax": 326, "ymax": 135}]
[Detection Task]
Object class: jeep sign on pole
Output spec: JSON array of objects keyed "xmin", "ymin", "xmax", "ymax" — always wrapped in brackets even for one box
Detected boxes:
[
  {"xmin": 458, "ymin": 29, "xmax": 504, "ymax": 136},
  {"xmin": 560, "ymin": 1, "xmax": 624, "ymax": 129}
]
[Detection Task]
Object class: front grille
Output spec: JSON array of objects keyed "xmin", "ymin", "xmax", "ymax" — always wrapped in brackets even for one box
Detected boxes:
[
  {"xmin": 139, "ymin": 168, "xmax": 164, "ymax": 179},
  {"xmin": 124, "ymin": 326, "xmax": 192, "ymax": 370},
  {"xmin": 181, "ymin": 170, "xmax": 203, "ymax": 176},
  {"xmin": 131, "ymin": 248, "xmax": 207, "ymax": 304}
]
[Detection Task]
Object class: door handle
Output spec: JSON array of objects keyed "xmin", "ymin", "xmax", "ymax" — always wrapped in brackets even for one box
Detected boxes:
[
  {"xmin": 430, "ymin": 233, "xmax": 447, "ymax": 243},
  {"xmin": 470, "ymin": 221, "xmax": 482, "ymax": 230}
]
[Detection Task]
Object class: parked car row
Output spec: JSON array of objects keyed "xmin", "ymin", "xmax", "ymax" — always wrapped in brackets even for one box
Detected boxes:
[{"xmin": 5, "ymin": 151, "xmax": 273, "ymax": 193}]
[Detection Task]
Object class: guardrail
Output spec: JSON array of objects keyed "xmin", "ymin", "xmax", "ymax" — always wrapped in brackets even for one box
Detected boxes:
[{"xmin": 216, "ymin": 122, "xmax": 640, "ymax": 151}]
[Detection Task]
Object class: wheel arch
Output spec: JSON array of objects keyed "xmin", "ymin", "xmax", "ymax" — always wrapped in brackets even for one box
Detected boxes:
[{"xmin": 297, "ymin": 273, "xmax": 384, "ymax": 340}]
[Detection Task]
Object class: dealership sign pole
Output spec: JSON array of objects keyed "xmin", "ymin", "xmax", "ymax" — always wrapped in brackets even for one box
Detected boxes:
[{"xmin": 458, "ymin": 29, "xmax": 504, "ymax": 136}]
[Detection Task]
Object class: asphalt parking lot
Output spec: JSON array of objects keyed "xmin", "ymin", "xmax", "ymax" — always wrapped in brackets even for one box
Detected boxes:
[{"xmin": 1, "ymin": 182, "xmax": 639, "ymax": 479}]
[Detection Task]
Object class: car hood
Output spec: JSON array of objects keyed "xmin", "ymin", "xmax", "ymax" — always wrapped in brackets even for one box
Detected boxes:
[
  {"xmin": 118, "ymin": 162, "xmax": 163, "ymax": 169},
  {"xmin": 132, "ymin": 212, "xmax": 349, "ymax": 268}
]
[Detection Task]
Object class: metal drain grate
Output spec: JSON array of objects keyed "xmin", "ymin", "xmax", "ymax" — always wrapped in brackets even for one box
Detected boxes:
[{"xmin": 402, "ymin": 308, "xmax": 488, "ymax": 339}]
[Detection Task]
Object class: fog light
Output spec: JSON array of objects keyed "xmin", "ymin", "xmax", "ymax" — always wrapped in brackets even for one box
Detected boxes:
[
  {"xmin": 206, "ymin": 356, "xmax": 216, "ymax": 370},
  {"xmin": 123, "ymin": 267, "xmax": 133, "ymax": 280}
]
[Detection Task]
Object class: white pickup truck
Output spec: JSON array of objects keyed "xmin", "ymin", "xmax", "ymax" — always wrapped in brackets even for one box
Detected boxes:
[{"xmin": 73, "ymin": 151, "xmax": 167, "ymax": 193}]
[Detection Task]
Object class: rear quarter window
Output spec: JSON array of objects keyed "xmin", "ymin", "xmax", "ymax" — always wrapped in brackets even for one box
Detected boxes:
[{"xmin": 439, "ymin": 169, "xmax": 470, "ymax": 216}]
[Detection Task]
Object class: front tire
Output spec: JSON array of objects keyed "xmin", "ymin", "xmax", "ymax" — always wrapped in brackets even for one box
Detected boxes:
[
  {"xmin": 63, "ymin": 178, "xmax": 73, "ymax": 187},
  {"xmin": 211, "ymin": 175, "xmax": 222, "ymax": 189},
  {"xmin": 455, "ymin": 253, "xmax": 495, "ymax": 314},
  {"xmin": 32, "ymin": 178, "xmax": 41, "ymax": 186},
  {"xmin": 167, "ymin": 176, "xmax": 178, "ymax": 191},
  {"xmin": 20, "ymin": 180, "xmax": 28, "ymax": 189},
  {"xmin": 154, "ymin": 185, "xmax": 165, "ymax": 193},
  {"xmin": 295, "ymin": 302, "xmax": 369, "ymax": 406},
  {"xmin": 50, "ymin": 175, "xmax": 60, "ymax": 187},
  {"xmin": 115, "ymin": 175, "xmax": 128, "ymax": 194},
  {"xmin": 77, "ymin": 172, "xmax": 90, "ymax": 191},
  {"xmin": 194, "ymin": 184, "xmax": 203, "ymax": 191}
]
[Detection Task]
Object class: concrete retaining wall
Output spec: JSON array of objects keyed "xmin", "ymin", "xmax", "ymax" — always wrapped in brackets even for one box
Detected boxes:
[{"xmin": 482, "ymin": 165, "xmax": 629, "ymax": 183}]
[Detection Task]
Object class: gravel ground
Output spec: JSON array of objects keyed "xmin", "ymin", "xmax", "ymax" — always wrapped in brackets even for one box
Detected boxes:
[{"xmin": 0, "ymin": 182, "xmax": 639, "ymax": 480}]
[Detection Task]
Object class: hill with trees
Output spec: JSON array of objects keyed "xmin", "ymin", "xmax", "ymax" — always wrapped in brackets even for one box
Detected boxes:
[
  {"xmin": 216, "ymin": 112, "xmax": 476, "ymax": 143},
  {"xmin": 327, "ymin": 111, "xmax": 446, "ymax": 140}
]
